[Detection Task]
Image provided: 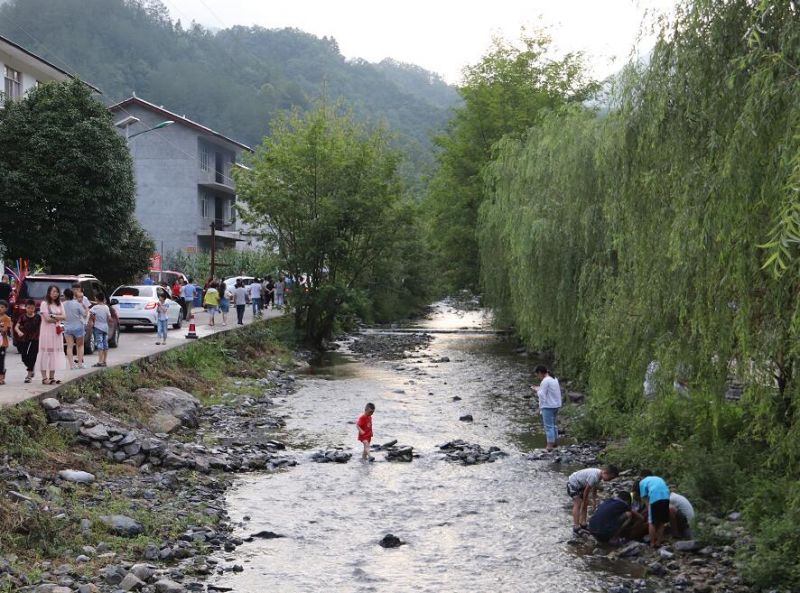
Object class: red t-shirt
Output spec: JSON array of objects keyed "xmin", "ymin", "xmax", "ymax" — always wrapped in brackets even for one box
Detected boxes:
[{"xmin": 356, "ymin": 414, "xmax": 373, "ymax": 442}]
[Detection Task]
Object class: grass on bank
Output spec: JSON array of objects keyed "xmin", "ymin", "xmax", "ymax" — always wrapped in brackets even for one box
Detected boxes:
[{"xmin": 0, "ymin": 317, "xmax": 299, "ymax": 578}]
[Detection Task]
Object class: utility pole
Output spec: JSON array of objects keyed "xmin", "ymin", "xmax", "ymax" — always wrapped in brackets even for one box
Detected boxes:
[{"xmin": 210, "ymin": 221, "xmax": 217, "ymax": 281}]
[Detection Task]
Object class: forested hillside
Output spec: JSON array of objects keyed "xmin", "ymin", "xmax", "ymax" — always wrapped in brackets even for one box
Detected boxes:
[{"xmin": 0, "ymin": 0, "xmax": 458, "ymax": 180}]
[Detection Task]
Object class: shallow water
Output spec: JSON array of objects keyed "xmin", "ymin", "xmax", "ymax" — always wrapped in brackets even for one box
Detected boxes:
[{"xmin": 213, "ymin": 304, "xmax": 634, "ymax": 592}]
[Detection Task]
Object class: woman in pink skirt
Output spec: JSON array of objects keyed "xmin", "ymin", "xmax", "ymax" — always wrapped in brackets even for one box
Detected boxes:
[{"xmin": 39, "ymin": 284, "xmax": 67, "ymax": 384}]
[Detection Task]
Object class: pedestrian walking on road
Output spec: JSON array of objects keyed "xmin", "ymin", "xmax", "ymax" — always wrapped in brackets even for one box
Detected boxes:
[
  {"xmin": 89, "ymin": 293, "xmax": 112, "ymax": 368},
  {"xmin": 203, "ymin": 281, "xmax": 220, "ymax": 327},
  {"xmin": 0, "ymin": 299, "xmax": 12, "ymax": 385},
  {"xmin": 274, "ymin": 275, "xmax": 285, "ymax": 309},
  {"xmin": 234, "ymin": 280, "xmax": 247, "ymax": 325},
  {"xmin": 264, "ymin": 275, "xmax": 275, "ymax": 310},
  {"xmin": 39, "ymin": 285, "xmax": 67, "ymax": 384},
  {"xmin": 532, "ymin": 365, "xmax": 562, "ymax": 451},
  {"xmin": 181, "ymin": 278, "xmax": 196, "ymax": 320},
  {"xmin": 219, "ymin": 282, "xmax": 232, "ymax": 326},
  {"xmin": 14, "ymin": 299, "xmax": 41, "ymax": 383},
  {"xmin": 62, "ymin": 288, "xmax": 85, "ymax": 370},
  {"xmin": 249, "ymin": 278, "xmax": 263, "ymax": 317},
  {"xmin": 156, "ymin": 291, "xmax": 170, "ymax": 345}
]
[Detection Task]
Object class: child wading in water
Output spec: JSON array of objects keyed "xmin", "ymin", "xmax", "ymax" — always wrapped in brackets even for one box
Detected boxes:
[{"xmin": 357, "ymin": 403, "xmax": 375, "ymax": 460}]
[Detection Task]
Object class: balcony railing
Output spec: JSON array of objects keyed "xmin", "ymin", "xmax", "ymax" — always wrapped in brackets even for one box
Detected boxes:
[{"xmin": 200, "ymin": 217, "xmax": 236, "ymax": 231}]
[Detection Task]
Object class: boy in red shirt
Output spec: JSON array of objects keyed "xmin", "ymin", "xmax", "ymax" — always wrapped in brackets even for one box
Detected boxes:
[{"xmin": 356, "ymin": 403, "xmax": 375, "ymax": 460}]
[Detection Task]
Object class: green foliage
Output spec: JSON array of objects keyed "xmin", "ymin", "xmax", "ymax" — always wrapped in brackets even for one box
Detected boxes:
[
  {"xmin": 475, "ymin": 0, "xmax": 800, "ymax": 587},
  {"xmin": 0, "ymin": 0, "xmax": 458, "ymax": 189},
  {"xmin": 0, "ymin": 401, "xmax": 68, "ymax": 462},
  {"xmin": 424, "ymin": 31, "xmax": 598, "ymax": 291},
  {"xmin": 0, "ymin": 79, "xmax": 153, "ymax": 286},
  {"xmin": 164, "ymin": 248, "xmax": 280, "ymax": 284},
  {"xmin": 237, "ymin": 102, "xmax": 431, "ymax": 344}
]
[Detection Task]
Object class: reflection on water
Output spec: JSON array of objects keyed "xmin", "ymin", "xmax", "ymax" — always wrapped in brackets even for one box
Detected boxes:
[{"xmin": 213, "ymin": 304, "xmax": 631, "ymax": 593}]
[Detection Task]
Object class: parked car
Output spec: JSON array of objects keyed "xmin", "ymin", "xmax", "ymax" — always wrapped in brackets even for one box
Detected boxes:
[
  {"xmin": 147, "ymin": 270, "xmax": 188, "ymax": 287},
  {"xmin": 112, "ymin": 285, "xmax": 183, "ymax": 331},
  {"xmin": 12, "ymin": 274, "xmax": 120, "ymax": 353},
  {"xmin": 223, "ymin": 276, "xmax": 256, "ymax": 292}
]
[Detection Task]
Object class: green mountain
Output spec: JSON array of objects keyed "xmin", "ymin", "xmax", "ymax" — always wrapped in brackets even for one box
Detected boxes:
[{"xmin": 0, "ymin": 0, "xmax": 459, "ymax": 183}]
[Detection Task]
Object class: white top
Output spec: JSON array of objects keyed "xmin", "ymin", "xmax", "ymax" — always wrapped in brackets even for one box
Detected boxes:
[
  {"xmin": 249, "ymin": 282, "xmax": 262, "ymax": 298},
  {"xmin": 670, "ymin": 493, "xmax": 695, "ymax": 521},
  {"xmin": 568, "ymin": 468, "xmax": 602, "ymax": 490},
  {"xmin": 537, "ymin": 375, "xmax": 562, "ymax": 409}
]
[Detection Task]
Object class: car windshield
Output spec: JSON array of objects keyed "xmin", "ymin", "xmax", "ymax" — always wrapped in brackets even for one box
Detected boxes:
[
  {"xmin": 113, "ymin": 286, "xmax": 154, "ymax": 298},
  {"xmin": 19, "ymin": 279, "xmax": 74, "ymax": 300}
]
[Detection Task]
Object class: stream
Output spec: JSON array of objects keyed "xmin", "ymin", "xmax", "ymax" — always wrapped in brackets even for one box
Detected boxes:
[{"xmin": 210, "ymin": 303, "xmax": 638, "ymax": 592}]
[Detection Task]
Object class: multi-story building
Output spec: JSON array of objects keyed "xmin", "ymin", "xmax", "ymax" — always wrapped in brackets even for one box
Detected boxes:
[
  {"xmin": 1, "ymin": 33, "xmax": 99, "ymax": 102},
  {"xmin": 109, "ymin": 96, "xmax": 253, "ymax": 256}
]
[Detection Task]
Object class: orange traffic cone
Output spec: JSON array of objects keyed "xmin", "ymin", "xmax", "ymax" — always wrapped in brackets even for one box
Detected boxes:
[{"xmin": 185, "ymin": 313, "xmax": 198, "ymax": 339}]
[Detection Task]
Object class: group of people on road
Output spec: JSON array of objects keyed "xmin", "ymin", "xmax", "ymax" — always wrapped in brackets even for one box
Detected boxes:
[
  {"xmin": 0, "ymin": 283, "xmax": 114, "ymax": 387},
  {"xmin": 200, "ymin": 275, "xmax": 287, "ymax": 327},
  {"xmin": 530, "ymin": 365, "xmax": 695, "ymax": 548}
]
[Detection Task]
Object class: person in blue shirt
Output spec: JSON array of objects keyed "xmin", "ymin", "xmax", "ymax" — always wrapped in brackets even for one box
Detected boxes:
[
  {"xmin": 143, "ymin": 275, "xmax": 154, "ymax": 285},
  {"xmin": 181, "ymin": 278, "xmax": 197, "ymax": 319},
  {"xmin": 634, "ymin": 471, "xmax": 671, "ymax": 547}
]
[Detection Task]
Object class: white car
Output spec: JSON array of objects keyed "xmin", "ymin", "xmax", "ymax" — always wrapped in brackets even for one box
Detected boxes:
[
  {"xmin": 223, "ymin": 276, "xmax": 256, "ymax": 292},
  {"xmin": 112, "ymin": 285, "xmax": 184, "ymax": 330}
]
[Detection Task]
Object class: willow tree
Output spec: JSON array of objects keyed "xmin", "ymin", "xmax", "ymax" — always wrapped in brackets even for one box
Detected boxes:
[
  {"xmin": 424, "ymin": 31, "xmax": 597, "ymax": 291},
  {"xmin": 477, "ymin": 0, "xmax": 800, "ymax": 586},
  {"xmin": 235, "ymin": 103, "xmax": 415, "ymax": 344}
]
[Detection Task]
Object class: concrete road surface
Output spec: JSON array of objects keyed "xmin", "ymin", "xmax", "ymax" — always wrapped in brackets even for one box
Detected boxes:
[{"xmin": 0, "ymin": 305, "xmax": 283, "ymax": 407}]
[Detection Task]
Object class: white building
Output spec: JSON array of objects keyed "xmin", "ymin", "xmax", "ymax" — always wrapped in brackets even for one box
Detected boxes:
[{"xmin": 1, "ymin": 33, "xmax": 99, "ymax": 102}]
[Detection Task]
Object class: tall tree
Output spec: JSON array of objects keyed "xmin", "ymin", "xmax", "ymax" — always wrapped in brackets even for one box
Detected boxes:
[
  {"xmin": 0, "ymin": 79, "xmax": 153, "ymax": 286},
  {"xmin": 236, "ymin": 103, "xmax": 422, "ymax": 344},
  {"xmin": 424, "ymin": 32, "xmax": 597, "ymax": 290}
]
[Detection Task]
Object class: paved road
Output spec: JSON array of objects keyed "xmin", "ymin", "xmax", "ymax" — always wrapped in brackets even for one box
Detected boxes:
[{"xmin": 0, "ymin": 305, "xmax": 283, "ymax": 407}]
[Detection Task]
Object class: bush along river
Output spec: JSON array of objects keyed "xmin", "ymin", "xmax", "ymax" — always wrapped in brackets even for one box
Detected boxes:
[
  {"xmin": 1, "ymin": 306, "xmax": 748, "ymax": 593},
  {"xmin": 210, "ymin": 302, "xmax": 748, "ymax": 593}
]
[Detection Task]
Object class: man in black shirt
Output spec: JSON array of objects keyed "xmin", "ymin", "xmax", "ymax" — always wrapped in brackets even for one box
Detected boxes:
[{"xmin": 0, "ymin": 275, "xmax": 11, "ymax": 303}]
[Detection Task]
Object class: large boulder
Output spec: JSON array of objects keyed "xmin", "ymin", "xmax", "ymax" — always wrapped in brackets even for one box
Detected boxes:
[{"xmin": 136, "ymin": 387, "xmax": 201, "ymax": 434}]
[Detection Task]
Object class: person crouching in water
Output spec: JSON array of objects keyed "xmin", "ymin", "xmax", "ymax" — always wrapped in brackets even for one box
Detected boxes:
[
  {"xmin": 567, "ymin": 465, "xmax": 619, "ymax": 533},
  {"xmin": 357, "ymin": 403, "xmax": 375, "ymax": 460},
  {"xmin": 588, "ymin": 491, "xmax": 648, "ymax": 544}
]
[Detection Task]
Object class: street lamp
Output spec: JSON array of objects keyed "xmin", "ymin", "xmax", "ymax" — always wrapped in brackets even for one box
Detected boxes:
[{"xmin": 113, "ymin": 116, "xmax": 174, "ymax": 142}]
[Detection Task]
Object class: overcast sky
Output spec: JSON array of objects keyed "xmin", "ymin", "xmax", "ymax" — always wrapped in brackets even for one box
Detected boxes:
[{"xmin": 163, "ymin": 0, "xmax": 676, "ymax": 83}]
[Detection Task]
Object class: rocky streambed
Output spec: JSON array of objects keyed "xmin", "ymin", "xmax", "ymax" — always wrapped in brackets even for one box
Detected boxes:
[{"xmin": 1, "ymin": 305, "xmax": 755, "ymax": 593}]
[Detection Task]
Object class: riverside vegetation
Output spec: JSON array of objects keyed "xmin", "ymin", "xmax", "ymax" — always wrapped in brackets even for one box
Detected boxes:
[
  {"xmin": 0, "ymin": 319, "xmax": 301, "ymax": 592},
  {"xmin": 426, "ymin": 0, "xmax": 800, "ymax": 588}
]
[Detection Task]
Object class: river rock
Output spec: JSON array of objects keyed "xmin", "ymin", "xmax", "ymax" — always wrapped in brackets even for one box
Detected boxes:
[
  {"xmin": 58, "ymin": 470, "xmax": 95, "ymax": 484},
  {"xmin": 674, "ymin": 540, "xmax": 701, "ymax": 553},
  {"xmin": 378, "ymin": 534, "xmax": 405, "ymax": 548},
  {"xmin": 250, "ymin": 530, "xmax": 284, "ymax": 539},
  {"xmin": 41, "ymin": 398, "xmax": 61, "ymax": 411},
  {"xmin": 136, "ymin": 387, "xmax": 201, "ymax": 433},
  {"xmin": 440, "ymin": 440, "xmax": 507, "ymax": 465},
  {"xmin": 311, "ymin": 449, "xmax": 352, "ymax": 463},
  {"xmin": 154, "ymin": 579, "xmax": 185, "ymax": 593},
  {"xmin": 80, "ymin": 424, "xmax": 110, "ymax": 441},
  {"xmin": 119, "ymin": 572, "xmax": 145, "ymax": 591},
  {"xmin": 385, "ymin": 446, "xmax": 414, "ymax": 462},
  {"xmin": 101, "ymin": 515, "xmax": 144, "ymax": 537}
]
